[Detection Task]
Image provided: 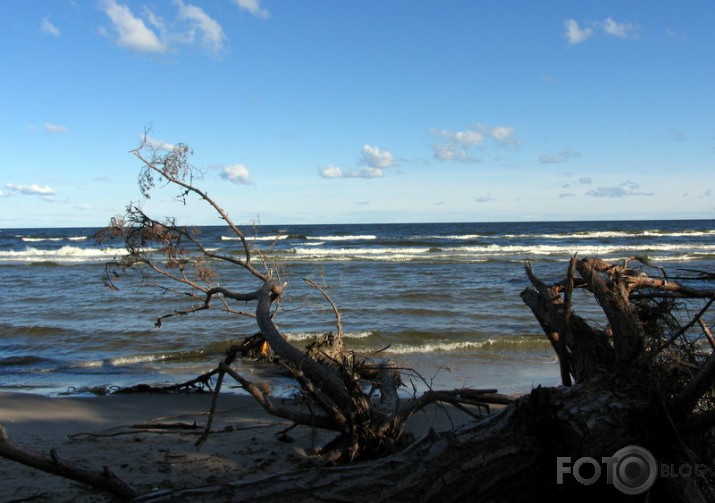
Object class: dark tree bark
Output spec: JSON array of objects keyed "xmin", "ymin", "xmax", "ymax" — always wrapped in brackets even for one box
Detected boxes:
[{"xmin": 0, "ymin": 426, "xmax": 138, "ymax": 499}]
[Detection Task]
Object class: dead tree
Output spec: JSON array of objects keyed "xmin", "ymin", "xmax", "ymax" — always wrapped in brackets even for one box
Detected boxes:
[{"xmin": 94, "ymin": 138, "xmax": 486, "ymax": 461}]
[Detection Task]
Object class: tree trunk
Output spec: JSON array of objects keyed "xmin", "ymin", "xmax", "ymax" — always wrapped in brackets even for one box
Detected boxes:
[{"xmin": 143, "ymin": 380, "xmax": 711, "ymax": 503}]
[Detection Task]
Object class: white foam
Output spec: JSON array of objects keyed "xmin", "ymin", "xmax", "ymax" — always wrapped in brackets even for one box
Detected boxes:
[
  {"xmin": 385, "ymin": 340, "xmax": 490, "ymax": 354},
  {"xmin": 0, "ymin": 246, "xmax": 125, "ymax": 263},
  {"xmin": 307, "ymin": 235, "xmax": 377, "ymax": 241}
]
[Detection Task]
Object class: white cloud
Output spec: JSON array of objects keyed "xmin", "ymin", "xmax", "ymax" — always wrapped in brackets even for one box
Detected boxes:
[
  {"xmin": 452, "ymin": 130, "xmax": 485, "ymax": 147},
  {"xmin": 539, "ymin": 150, "xmax": 581, "ymax": 164},
  {"xmin": 432, "ymin": 124, "xmax": 519, "ymax": 161},
  {"xmin": 602, "ymin": 18, "xmax": 640, "ymax": 39},
  {"xmin": 44, "ymin": 123, "xmax": 69, "ymax": 133},
  {"xmin": 475, "ymin": 196, "xmax": 495, "ymax": 203},
  {"xmin": 41, "ymin": 17, "xmax": 60, "ymax": 37},
  {"xmin": 321, "ymin": 144, "xmax": 396, "ymax": 179},
  {"xmin": 318, "ymin": 165, "xmax": 383, "ymax": 179},
  {"xmin": 432, "ymin": 128, "xmax": 485, "ymax": 162},
  {"xmin": 488, "ymin": 125, "xmax": 521, "ymax": 148},
  {"xmin": 144, "ymin": 135, "xmax": 175, "ymax": 151},
  {"xmin": 319, "ymin": 165, "xmax": 345, "ymax": 179},
  {"xmin": 232, "ymin": 0, "xmax": 270, "ymax": 19},
  {"xmin": 175, "ymin": 0, "xmax": 225, "ymax": 53},
  {"xmin": 564, "ymin": 19, "xmax": 593, "ymax": 45},
  {"xmin": 361, "ymin": 145, "xmax": 395, "ymax": 169},
  {"xmin": 565, "ymin": 18, "xmax": 641, "ymax": 45},
  {"xmin": 101, "ymin": 0, "xmax": 167, "ymax": 53},
  {"xmin": 490, "ymin": 126, "xmax": 514, "ymax": 143},
  {"xmin": 586, "ymin": 181, "xmax": 653, "ymax": 198},
  {"xmin": 5, "ymin": 183, "xmax": 57, "ymax": 196},
  {"xmin": 221, "ymin": 164, "xmax": 253, "ymax": 185},
  {"xmin": 433, "ymin": 143, "xmax": 465, "ymax": 161}
]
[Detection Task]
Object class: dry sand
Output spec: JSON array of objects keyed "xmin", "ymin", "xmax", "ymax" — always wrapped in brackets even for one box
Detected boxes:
[{"xmin": 0, "ymin": 391, "xmax": 484, "ymax": 502}]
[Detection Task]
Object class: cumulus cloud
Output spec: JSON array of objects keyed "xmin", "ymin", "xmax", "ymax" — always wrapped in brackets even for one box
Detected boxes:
[
  {"xmin": 564, "ymin": 19, "xmax": 593, "ymax": 45},
  {"xmin": 232, "ymin": 0, "xmax": 270, "ymax": 19},
  {"xmin": 565, "ymin": 17, "xmax": 640, "ymax": 45},
  {"xmin": 490, "ymin": 126, "xmax": 514, "ymax": 143},
  {"xmin": 175, "ymin": 0, "xmax": 225, "ymax": 53},
  {"xmin": 586, "ymin": 181, "xmax": 652, "ymax": 198},
  {"xmin": 432, "ymin": 124, "xmax": 519, "ymax": 161},
  {"xmin": 221, "ymin": 164, "xmax": 253, "ymax": 185},
  {"xmin": 539, "ymin": 150, "xmax": 581, "ymax": 164},
  {"xmin": 100, "ymin": 0, "xmax": 167, "ymax": 53},
  {"xmin": 5, "ymin": 183, "xmax": 57, "ymax": 196},
  {"xmin": 44, "ymin": 123, "xmax": 69, "ymax": 133},
  {"xmin": 318, "ymin": 165, "xmax": 383, "ymax": 179},
  {"xmin": 361, "ymin": 144, "xmax": 395, "ymax": 169},
  {"xmin": 432, "ymin": 128, "xmax": 484, "ymax": 161},
  {"xmin": 100, "ymin": 0, "xmax": 225, "ymax": 55},
  {"xmin": 41, "ymin": 17, "xmax": 60, "ymax": 37},
  {"xmin": 320, "ymin": 144, "xmax": 396, "ymax": 179},
  {"xmin": 602, "ymin": 18, "xmax": 640, "ymax": 39}
]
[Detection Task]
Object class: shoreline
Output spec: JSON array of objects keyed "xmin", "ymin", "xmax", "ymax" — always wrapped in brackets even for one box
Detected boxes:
[{"xmin": 0, "ymin": 390, "xmax": 497, "ymax": 502}]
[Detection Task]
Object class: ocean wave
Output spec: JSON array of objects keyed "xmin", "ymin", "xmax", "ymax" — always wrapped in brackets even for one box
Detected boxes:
[
  {"xmin": 307, "ymin": 235, "xmax": 377, "ymax": 241},
  {"xmin": 410, "ymin": 229, "xmax": 715, "ymax": 241},
  {"xmin": 75, "ymin": 352, "xmax": 185, "ymax": 369},
  {"xmin": 379, "ymin": 336, "xmax": 552, "ymax": 355},
  {"xmin": 21, "ymin": 237, "xmax": 64, "ymax": 242},
  {"xmin": 285, "ymin": 330, "xmax": 373, "ymax": 341},
  {"xmin": 222, "ymin": 235, "xmax": 289, "ymax": 241},
  {"xmin": 20, "ymin": 236, "xmax": 88, "ymax": 243},
  {"xmin": 0, "ymin": 245, "xmax": 125, "ymax": 263},
  {"xmin": 286, "ymin": 242, "xmax": 715, "ymax": 262},
  {"xmin": 384, "ymin": 340, "xmax": 491, "ymax": 354},
  {"xmin": 503, "ymin": 230, "xmax": 715, "ymax": 240}
]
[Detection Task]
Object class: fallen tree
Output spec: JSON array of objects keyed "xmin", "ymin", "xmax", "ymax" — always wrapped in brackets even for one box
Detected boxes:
[
  {"xmin": 93, "ymin": 137, "xmax": 494, "ymax": 463},
  {"xmin": 1, "ymin": 139, "xmax": 713, "ymax": 501}
]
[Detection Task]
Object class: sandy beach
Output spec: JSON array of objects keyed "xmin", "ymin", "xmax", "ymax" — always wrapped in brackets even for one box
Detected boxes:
[{"xmin": 0, "ymin": 391, "xmax": 485, "ymax": 502}]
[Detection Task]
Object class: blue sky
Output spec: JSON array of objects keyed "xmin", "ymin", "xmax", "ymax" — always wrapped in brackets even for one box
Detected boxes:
[{"xmin": 1, "ymin": 1, "xmax": 713, "ymax": 228}]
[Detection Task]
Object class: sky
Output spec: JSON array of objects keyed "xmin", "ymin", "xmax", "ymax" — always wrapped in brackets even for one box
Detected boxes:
[{"xmin": 1, "ymin": 1, "xmax": 714, "ymax": 228}]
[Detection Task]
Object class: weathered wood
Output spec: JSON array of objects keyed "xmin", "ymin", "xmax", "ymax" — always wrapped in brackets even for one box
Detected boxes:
[
  {"xmin": 0, "ymin": 425, "xmax": 138, "ymax": 499},
  {"xmin": 136, "ymin": 383, "xmax": 685, "ymax": 503}
]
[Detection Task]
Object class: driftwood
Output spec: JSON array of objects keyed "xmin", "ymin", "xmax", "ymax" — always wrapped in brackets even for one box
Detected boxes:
[
  {"xmin": 93, "ymin": 137, "xmax": 484, "ymax": 463},
  {"xmin": 0, "ymin": 425, "xmax": 138, "ymax": 499}
]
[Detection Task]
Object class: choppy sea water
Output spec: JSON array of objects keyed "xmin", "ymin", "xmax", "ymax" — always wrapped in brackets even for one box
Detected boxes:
[{"xmin": 1, "ymin": 220, "xmax": 713, "ymax": 396}]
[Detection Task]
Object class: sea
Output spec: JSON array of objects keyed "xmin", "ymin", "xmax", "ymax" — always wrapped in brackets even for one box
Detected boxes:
[{"xmin": 1, "ymin": 220, "xmax": 714, "ymax": 397}]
